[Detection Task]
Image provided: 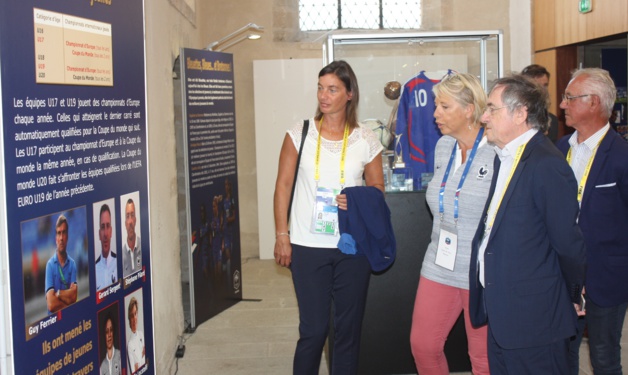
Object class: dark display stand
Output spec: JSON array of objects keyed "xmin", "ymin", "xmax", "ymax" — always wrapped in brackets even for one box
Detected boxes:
[{"xmin": 357, "ymin": 191, "xmax": 472, "ymax": 374}]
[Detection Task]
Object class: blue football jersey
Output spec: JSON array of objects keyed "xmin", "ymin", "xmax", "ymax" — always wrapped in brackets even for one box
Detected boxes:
[{"xmin": 396, "ymin": 71, "xmax": 443, "ymax": 189}]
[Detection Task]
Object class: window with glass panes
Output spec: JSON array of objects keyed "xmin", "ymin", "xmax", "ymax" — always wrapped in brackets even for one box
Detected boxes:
[{"xmin": 299, "ymin": 0, "xmax": 422, "ymax": 31}]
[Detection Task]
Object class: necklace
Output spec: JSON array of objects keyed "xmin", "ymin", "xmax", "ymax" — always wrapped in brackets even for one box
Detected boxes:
[{"xmin": 322, "ymin": 122, "xmax": 346, "ymax": 142}]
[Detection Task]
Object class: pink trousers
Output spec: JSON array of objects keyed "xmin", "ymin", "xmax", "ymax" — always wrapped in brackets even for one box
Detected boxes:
[{"xmin": 410, "ymin": 276, "xmax": 489, "ymax": 375}]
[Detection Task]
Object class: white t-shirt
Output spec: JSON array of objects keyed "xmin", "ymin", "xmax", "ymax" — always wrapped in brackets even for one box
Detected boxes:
[
  {"xmin": 287, "ymin": 118, "xmax": 383, "ymax": 248},
  {"xmin": 127, "ymin": 330, "xmax": 145, "ymax": 373}
]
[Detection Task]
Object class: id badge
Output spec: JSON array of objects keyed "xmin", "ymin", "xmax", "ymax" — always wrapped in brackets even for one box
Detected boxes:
[
  {"xmin": 311, "ymin": 186, "xmax": 340, "ymax": 235},
  {"xmin": 435, "ymin": 223, "xmax": 458, "ymax": 271}
]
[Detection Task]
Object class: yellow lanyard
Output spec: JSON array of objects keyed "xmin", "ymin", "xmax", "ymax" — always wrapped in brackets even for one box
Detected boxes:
[
  {"xmin": 486, "ymin": 143, "xmax": 527, "ymax": 230},
  {"xmin": 314, "ymin": 117, "xmax": 350, "ymax": 189},
  {"xmin": 566, "ymin": 137, "xmax": 603, "ymax": 203}
]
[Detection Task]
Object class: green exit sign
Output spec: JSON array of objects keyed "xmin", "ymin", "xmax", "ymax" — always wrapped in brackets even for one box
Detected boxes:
[{"xmin": 579, "ymin": 0, "xmax": 593, "ymax": 13}]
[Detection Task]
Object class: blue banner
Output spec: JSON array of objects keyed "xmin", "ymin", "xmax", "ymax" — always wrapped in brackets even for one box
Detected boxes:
[
  {"xmin": 179, "ymin": 48, "xmax": 242, "ymax": 327},
  {"xmin": 1, "ymin": 1, "xmax": 154, "ymax": 374}
]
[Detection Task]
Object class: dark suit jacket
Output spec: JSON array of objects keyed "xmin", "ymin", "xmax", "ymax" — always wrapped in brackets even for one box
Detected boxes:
[
  {"xmin": 469, "ymin": 131, "xmax": 586, "ymax": 349},
  {"xmin": 547, "ymin": 113, "xmax": 559, "ymax": 142},
  {"xmin": 557, "ymin": 128, "xmax": 628, "ymax": 307}
]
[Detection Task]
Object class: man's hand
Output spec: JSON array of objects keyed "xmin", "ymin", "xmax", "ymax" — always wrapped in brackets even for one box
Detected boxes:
[{"xmin": 575, "ymin": 287, "xmax": 586, "ymax": 316}]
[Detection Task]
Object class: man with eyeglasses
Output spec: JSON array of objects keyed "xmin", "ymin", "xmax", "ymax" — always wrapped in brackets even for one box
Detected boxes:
[
  {"xmin": 468, "ymin": 75, "xmax": 586, "ymax": 374},
  {"xmin": 557, "ymin": 68, "xmax": 628, "ymax": 375}
]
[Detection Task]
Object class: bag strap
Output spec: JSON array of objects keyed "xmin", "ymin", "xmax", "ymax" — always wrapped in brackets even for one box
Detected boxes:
[{"xmin": 288, "ymin": 119, "xmax": 309, "ymax": 221}]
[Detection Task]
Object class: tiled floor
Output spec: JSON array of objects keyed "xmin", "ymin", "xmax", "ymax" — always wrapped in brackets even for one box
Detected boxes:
[{"xmin": 174, "ymin": 258, "xmax": 628, "ymax": 374}]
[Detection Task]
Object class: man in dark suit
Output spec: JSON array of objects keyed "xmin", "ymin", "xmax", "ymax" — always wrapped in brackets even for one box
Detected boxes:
[
  {"xmin": 469, "ymin": 75, "xmax": 587, "ymax": 374},
  {"xmin": 521, "ymin": 64, "xmax": 559, "ymax": 142},
  {"xmin": 557, "ymin": 68, "xmax": 628, "ymax": 375}
]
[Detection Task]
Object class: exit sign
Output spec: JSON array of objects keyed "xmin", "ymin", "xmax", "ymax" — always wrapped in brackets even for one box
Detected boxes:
[{"xmin": 579, "ymin": 0, "xmax": 593, "ymax": 13}]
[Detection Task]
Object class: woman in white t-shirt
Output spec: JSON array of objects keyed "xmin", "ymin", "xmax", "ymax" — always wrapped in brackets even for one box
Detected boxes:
[{"xmin": 273, "ymin": 60, "xmax": 384, "ymax": 374}]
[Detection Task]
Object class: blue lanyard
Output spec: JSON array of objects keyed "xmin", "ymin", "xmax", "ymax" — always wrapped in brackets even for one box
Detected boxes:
[{"xmin": 438, "ymin": 127, "xmax": 484, "ymax": 223}]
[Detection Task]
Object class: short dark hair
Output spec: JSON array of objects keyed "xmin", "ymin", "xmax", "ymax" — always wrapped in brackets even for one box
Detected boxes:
[
  {"xmin": 104, "ymin": 312, "xmax": 115, "ymax": 332},
  {"xmin": 100, "ymin": 204, "xmax": 111, "ymax": 224},
  {"xmin": 521, "ymin": 64, "xmax": 550, "ymax": 79},
  {"xmin": 490, "ymin": 74, "xmax": 549, "ymax": 133}
]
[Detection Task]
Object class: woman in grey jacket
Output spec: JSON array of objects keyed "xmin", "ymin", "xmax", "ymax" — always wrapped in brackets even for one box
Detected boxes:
[{"xmin": 410, "ymin": 72, "xmax": 493, "ymax": 375}]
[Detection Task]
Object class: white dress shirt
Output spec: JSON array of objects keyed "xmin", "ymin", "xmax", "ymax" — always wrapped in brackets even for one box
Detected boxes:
[
  {"xmin": 567, "ymin": 124, "xmax": 610, "ymax": 182},
  {"xmin": 479, "ymin": 129, "xmax": 538, "ymax": 286}
]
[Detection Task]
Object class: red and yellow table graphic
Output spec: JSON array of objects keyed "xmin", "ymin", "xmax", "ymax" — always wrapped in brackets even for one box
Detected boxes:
[{"xmin": 34, "ymin": 8, "xmax": 113, "ymax": 86}]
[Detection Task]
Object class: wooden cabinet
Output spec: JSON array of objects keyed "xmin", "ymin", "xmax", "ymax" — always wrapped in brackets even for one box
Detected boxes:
[
  {"xmin": 585, "ymin": 0, "xmax": 628, "ymax": 42},
  {"xmin": 534, "ymin": 0, "xmax": 628, "ymax": 52},
  {"xmin": 533, "ymin": 1, "xmax": 626, "ymax": 139},
  {"xmin": 533, "ymin": 0, "xmax": 556, "ymax": 51},
  {"xmin": 555, "ymin": 0, "xmax": 588, "ymax": 47}
]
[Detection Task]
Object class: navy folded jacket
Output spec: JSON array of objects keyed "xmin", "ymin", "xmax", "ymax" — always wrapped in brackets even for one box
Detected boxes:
[{"xmin": 337, "ymin": 186, "xmax": 396, "ymax": 272}]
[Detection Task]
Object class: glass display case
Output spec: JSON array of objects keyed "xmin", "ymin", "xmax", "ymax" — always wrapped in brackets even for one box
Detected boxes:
[{"xmin": 325, "ymin": 31, "xmax": 503, "ymax": 191}]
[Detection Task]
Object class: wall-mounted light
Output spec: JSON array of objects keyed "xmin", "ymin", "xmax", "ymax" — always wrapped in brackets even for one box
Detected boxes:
[
  {"xmin": 212, "ymin": 34, "xmax": 261, "ymax": 52},
  {"xmin": 206, "ymin": 23, "xmax": 264, "ymax": 52}
]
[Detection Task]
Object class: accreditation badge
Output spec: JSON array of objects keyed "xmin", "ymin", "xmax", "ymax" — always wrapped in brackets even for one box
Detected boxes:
[
  {"xmin": 435, "ymin": 223, "xmax": 458, "ymax": 271},
  {"xmin": 310, "ymin": 186, "xmax": 340, "ymax": 235}
]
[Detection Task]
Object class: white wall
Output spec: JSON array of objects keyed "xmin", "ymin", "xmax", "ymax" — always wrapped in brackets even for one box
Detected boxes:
[
  {"xmin": 253, "ymin": 59, "xmax": 322, "ymax": 260},
  {"xmin": 509, "ymin": 0, "xmax": 533, "ymax": 73},
  {"xmin": 143, "ymin": 1, "xmax": 198, "ymax": 373}
]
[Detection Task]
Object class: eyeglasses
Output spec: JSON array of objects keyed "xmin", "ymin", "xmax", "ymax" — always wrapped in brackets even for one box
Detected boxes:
[
  {"xmin": 484, "ymin": 106, "xmax": 507, "ymax": 115},
  {"xmin": 562, "ymin": 94, "xmax": 592, "ymax": 104}
]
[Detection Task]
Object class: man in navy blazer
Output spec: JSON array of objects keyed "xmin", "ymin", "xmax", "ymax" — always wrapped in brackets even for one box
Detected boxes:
[
  {"xmin": 469, "ymin": 75, "xmax": 586, "ymax": 374},
  {"xmin": 556, "ymin": 68, "xmax": 628, "ymax": 375}
]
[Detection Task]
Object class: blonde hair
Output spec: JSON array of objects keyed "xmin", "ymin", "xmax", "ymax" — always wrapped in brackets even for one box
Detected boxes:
[
  {"xmin": 128, "ymin": 297, "xmax": 138, "ymax": 320},
  {"xmin": 433, "ymin": 72, "xmax": 487, "ymax": 125}
]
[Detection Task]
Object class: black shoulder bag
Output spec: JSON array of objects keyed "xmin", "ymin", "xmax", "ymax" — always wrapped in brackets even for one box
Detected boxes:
[{"xmin": 287, "ymin": 119, "xmax": 309, "ymax": 221}]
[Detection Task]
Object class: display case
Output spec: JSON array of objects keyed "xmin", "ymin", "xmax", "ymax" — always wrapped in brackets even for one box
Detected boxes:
[
  {"xmin": 325, "ymin": 31, "xmax": 503, "ymax": 191},
  {"xmin": 326, "ymin": 30, "xmax": 502, "ymax": 120}
]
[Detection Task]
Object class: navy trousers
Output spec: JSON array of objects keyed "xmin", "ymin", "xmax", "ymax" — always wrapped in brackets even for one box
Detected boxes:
[
  {"xmin": 291, "ymin": 244, "xmax": 371, "ymax": 375},
  {"xmin": 488, "ymin": 323, "xmax": 570, "ymax": 374},
  {"xmin": 568, "ymin": 296, "xmax": 627, "ymax": 375}
]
